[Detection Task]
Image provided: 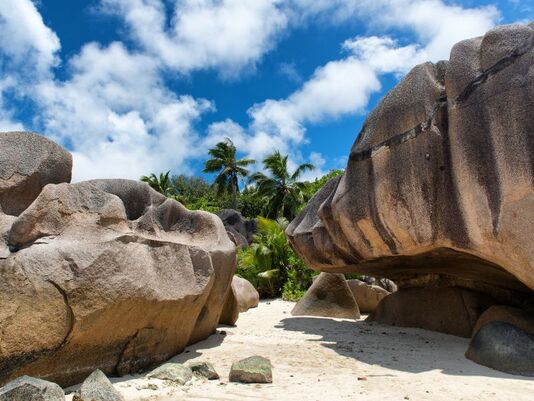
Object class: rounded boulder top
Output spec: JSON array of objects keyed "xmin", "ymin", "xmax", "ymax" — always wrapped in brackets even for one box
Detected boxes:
[{"xmin": 0, "ymin": 131, "xmax": 72, "ymax": 216}]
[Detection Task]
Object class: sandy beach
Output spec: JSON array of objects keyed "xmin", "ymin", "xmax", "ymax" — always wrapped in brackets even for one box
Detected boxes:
[{"xmin": 65, "ymin": 299, "xmax": 533, "ymax": 401}]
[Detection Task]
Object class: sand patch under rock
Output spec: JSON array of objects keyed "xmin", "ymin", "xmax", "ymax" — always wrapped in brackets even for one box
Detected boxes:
[{"xmin": 66, "ymin": 300, "xmax": 534, "ymax": 401}]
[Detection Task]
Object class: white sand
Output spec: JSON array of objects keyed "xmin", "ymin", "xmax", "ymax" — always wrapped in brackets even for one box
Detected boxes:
[{"xmin": 66, "ymin": 299, "xmax": 534, "ymax": 401}]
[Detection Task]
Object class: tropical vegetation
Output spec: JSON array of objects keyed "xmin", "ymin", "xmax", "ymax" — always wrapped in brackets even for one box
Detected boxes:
[
  {"xmin": 141, "ymin": 140, "xmax": 344, "ymax": 300},
  {"xmin": 236, "ymin": 217, "xmax": 318, "ymax": 300},
  {"xmin": 249, "ymin": 151, "xmax": 314, "ymax": 221},
  {"xmin": 202, "ymin": 138, "xmax": 255, "ymax": 209},
  {"xmin": 140, "ymin": 171, "xmax": 174, "ymax": 197}
]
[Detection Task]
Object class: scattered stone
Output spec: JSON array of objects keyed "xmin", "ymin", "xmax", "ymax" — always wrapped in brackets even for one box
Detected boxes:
[
  {"xmin": 74, "ymin": 369, "xmax": 125, "ymax": 401},
  {"xmin": 0, "ymin": 376, "xmax": 64, "ymax": 401},
  {"xmin": 347, "ymin": 279, "xmax": 390, "ymax": 313},
  {"xmin": 147, "ymin": 363, "xmax": 193, "ymax": 385},
  {"xmin": 136, "ymin": 383, "xmax": 158, "ymax": 391},
  {"xmin": 292, "ymin": 273, "xmax": 360, "ymax": 319},
  {"xmin": 465, "ymin": 321, "xmax": 534, "ymax": 376},
  {"xmin": 229, "ymin": 356, "xmax": 273, "ymax": 384},
  {"xmin": 219, "ymin": 276, "xmax": 260, "ymax": 325},
  {"xmin": 187, "ymin": 361, "xmax": 220, "ymax": 380}
]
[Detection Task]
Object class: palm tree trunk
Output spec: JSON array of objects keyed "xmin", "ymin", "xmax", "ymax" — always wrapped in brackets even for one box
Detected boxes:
[{"xmin": 231, "ymin": 175, "xmax": 238, "ymax": 209}]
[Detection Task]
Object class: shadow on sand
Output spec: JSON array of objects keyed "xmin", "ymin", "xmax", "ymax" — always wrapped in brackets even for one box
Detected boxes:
[{"xmin": 277, "ymin": 316, "xmax": 531, "ymax": 381}]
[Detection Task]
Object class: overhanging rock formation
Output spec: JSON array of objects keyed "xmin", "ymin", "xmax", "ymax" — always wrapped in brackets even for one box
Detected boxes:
[
  {"xmin": 0, "ymin": 133, "xmax": 236, "ymax": 386},
  {"xmin": 287, "ymin": 24, "xmax": 534, "ymax": 302}
]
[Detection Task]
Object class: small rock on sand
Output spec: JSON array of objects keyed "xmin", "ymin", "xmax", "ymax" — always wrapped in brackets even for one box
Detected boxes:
[
  {"xmin": 147, "ymin": 363, "xmax": 193, "ymax": 385},
  {"xmin": 229, "ymin": 356, "xmax": 273, "ymax": 384},
  {"xmin": 187, "ymin": 361, "xmax": 220, "ymax": 380}
]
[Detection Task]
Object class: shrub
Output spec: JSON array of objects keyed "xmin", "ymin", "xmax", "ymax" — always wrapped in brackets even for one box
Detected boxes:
[{"xmin": 237, "ymin": 217, "xmax": 318, "ymax": 300}]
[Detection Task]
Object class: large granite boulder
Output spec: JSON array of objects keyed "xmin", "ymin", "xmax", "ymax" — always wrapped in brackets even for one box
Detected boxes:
[
  {"xmin": 466, "ymin": 321, "xmax": 534, "ymax": 376},
  {"xmin": 217, "ymin": 209, "xmax": 257, "ymax": 246},
  {"xmin": 0, "ymin": 132, "xmax": 72, "ymax": 216},
  {"xmin": 367, "ymin": 287, "xmax": 496, "ymax": 337},
  {"xmin": 287, "ymin": 23, "xmax": 534, "ymax": 292},
  {"xmin": 219, "ymin": 276, "xmax": 260, "ymax": 325},
  {"xmin": 292, "ymin": 273, "xmax": 360, "ymax": 319},
  {"xmin": 0, "ymin": 135, "xmax": 236, "ymax": 386},
  {"xmin": 286, "ymin": 24, "xmax": 534, "ymax": 372},
  {"xmin": 286, "ymin": 24, "xmax": 534, "ymax": 318}
]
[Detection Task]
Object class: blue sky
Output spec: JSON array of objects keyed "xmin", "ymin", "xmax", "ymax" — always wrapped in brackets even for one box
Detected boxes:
[{"xmin": 0, "ymin": 1, "xmax": 531, "ymax": 182}]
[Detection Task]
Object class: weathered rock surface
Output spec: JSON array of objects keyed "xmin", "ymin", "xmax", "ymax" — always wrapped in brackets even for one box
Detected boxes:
[
  {"xmin": 187, "ymin": 361, "xmax": 219, "ymax": 380},
  {"xmin": 0, "ymin": 136, "xmax": 236, "ymax": 386},
  {"xmin": 466, "ymin": 321, "xmax": 534, "ymax": 376},
  {"xmin": 347, "ymin": 279, "xmax": 390, "ymax": 313},
  {"xmin": 229, "ymin": 356, "xmax": 272, "ymax": 384},
  {"xmin": 147, "ymin": 363, "xmax": 193, "ymax": 385},
  {"xmin": 74, "ymin": 369, "xmax": 125, "ymax": 401},
  {"xmin": 286, "ymin": 23, "xmax": 534, "ymax": 360},
  {"xmin": 286, "ymin": 24, "xmax": 534, "ymax": 298},
  {"xmin": 0, "ymin": 376, "xmax": 64, "ymax": 401},
  {"xmin": 361, "ymin": 276, "xmax": 398, "ymax": 293},
  {"xmin": 0, "ymin": 132, "xmax": 72, "ymax": 216},
  {"xmin": 368, "ymin": 287, "xmax": 496, "ymax": 337},
  {"xmin": 292, "ymin": 273, "xmax": 360, "ymax": 319},
  {"xmin": 217, "ymin": 209, "xmax": 257, "ymax": 247},
  {"xmin": 472, "ymin": 305, "xmax": 534, "ymax": 337},
  {"xmin": 219, "ymin": 276, "xmax": 260, "ymax": 325}
]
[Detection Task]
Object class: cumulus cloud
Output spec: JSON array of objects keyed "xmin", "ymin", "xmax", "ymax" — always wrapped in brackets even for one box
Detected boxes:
[
  {"xmin": 0, "ymin": 0, "xmax": 502, "ymax": 181},
  {"xmin": 207, "ymin": 35, "xmax": 428, "ymax": 165},
  {"xmin": 100, "ymin": 0, "xmax": 288, "ymax": 76},
  {"xmin": 206, "ymin": 0, "xmax": 499, "ymax": 169},
  {"xmin": 0, "ymin": 0, "xmax": 60, "ymax": 77},
  {"xmin": 287, "ymin": 0, "xmax": 499, "ymax": 61},
  {"xmin": 35, "ymin": 42, "xmax": 213, "ymax": 181},
  {"xmin": 0, "ymin": 1, "xmax": 214, "ymax": 182}
]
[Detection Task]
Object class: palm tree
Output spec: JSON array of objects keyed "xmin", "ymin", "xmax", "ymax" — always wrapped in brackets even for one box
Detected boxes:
[
  {"xmin": 140, "ymin": 171, "xmax": 174, "ymax": 197},
  {"xmin": 250, "ymin": 151, "xmax": 314, "ymax": 220},
  {"xmin": 203, "ymin": 138, "xmax": 255, "ymax": 209}
]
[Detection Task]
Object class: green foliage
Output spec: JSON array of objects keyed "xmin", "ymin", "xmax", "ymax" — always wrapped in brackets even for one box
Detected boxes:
[
  {"xmin": 237, "ymin": 217, "xmax": 318, "ymax": 300},
  {"xmin": 203, "ymin": 138, "xmax": 255, "ymax": 209},
  {"xmin": 170, "ymin": 174, "xmax": 231, "ymax": 212},
  {"xmin": 249, "ymin": 151, "xmax": 314, "ymax": 221},
  {"xmin": 303, "ymin": 169, "xmax": 344, "ymax": 199},
  {"xmin": 237, "ymin": 186, "xmax": 266, "ymax": 219},
  {"xmin": 140, "ymin": 171, "xmax": 175, "ymax": 197}
]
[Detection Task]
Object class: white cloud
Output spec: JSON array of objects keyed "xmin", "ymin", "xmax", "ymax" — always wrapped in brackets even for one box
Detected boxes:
[
  {"xmin": 0, "ymin": 0, "xmax": 502, "ymax": 182},
  {"xmin": 342, "ymin": 36, "xmax": 427, "ymax": 75},
  {"xmin": 100, "ymin": 0, "xmax": 288, "ymax": 76},
  {"xmin": 211, "ymin": 37, "xmax": 423, "ymax": 166},
  {"xmin": 204, "ymin": 0, "xmax": 499, "ymax": 170},
  {"xmin": 287, "ymin": 0, "xmax": 499, "ymax": 61},
  {"xmin": 35, "ymin": 42, "xmax": 213, "ymax": 181},
  {"xmin": 0, "ymin": 0, "xmax": 60, "ymax": 77}
]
